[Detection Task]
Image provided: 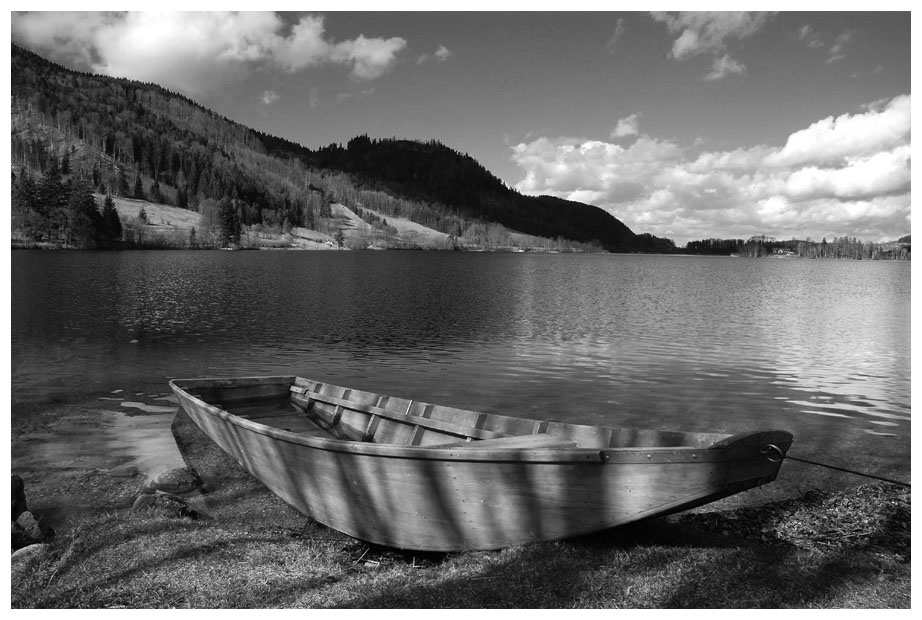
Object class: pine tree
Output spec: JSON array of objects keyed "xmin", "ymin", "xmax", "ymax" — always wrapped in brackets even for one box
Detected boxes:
[
  {"xmin": 12, "ymin": 171, "xmax": 40, "ymax": 238},
  {"xmin": 150, "ymin": 179, "xmax": 163, "ymax": 204},
  {"xmin": 100, "ymin": 193, "xmax": 123, "ymax": 246},
  {"xmin": 218, "ymin": 197, "xmax": 241, "ymax": 246},
  {"xmin": 37, "ymin": 165, "xmax": 68, "ymax": 240},
  {"xmin": 176, "ymin": 185, "xmax": 189, "ymax": 210},
  {"xmin": 133, "ymin": 172, "xmax": 145, "ymax": 200},
  {"xmin": 66, "ymin": 182, "xmax": 102, "ymax": 248},
  {"xmin": 116, "ymin": 168, "xmax": 130, "ymax": 196}
]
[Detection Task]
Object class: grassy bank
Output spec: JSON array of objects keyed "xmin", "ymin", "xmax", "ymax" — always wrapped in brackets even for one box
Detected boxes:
[{"xmin": 11, "ymin": 409, "xmax": 910, "ymax": 609}]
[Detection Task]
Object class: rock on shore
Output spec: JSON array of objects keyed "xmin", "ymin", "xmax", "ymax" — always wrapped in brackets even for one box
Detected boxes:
[
  {"xmin": 131, "ymin": 465, "xmax": 210, "ymax": 521},
  {"xmin": 139, "ymin": 466, "xmax": 203, "ymax": 495},
  {"xmin": 11, "ymin": 475, "xmax": 55, "ymax": 551},
  {"xmin": 130, "ymin": 491, "xmax": 204, "ymax": 520}
]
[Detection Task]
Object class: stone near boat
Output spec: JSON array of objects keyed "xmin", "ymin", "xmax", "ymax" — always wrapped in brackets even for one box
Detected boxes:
[
  {"xmin": 12, "ymin": 511, "xmax": 55, "ymax": 550},
  {"xmin": 11, "ymin": 475, "xmax": 55, "ymax": 551},
  {"xmin": 131, "ymin": 491, "xmax": 202, "ymax": 520},
  {"xmin": 11, "ymin": 543, "xmax": 50, "ymax": 576},
  {"xmin": 12, "ymin": 474, "xmax": 27, "ymax": 521},
  {"xmin": 139, "ymin": 466, "xmax": 203, "ymax": 495}
]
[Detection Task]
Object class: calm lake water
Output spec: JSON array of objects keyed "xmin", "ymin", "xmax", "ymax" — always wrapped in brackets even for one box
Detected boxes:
[{"xmin": 11, "ymin": 250, "xmax": 911, "ymax": 491}]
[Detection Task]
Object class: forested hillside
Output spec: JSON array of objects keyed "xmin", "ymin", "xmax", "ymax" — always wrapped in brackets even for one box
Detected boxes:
[
  {"xmin": 11, "ymin": 44, "xmax": 667, "ymax": 252},
  {"xmin": 11, "ymin": 44, "xmax": 323, "ymax": 236},
  {"xmin": 305, "ymin": 136, "xmax": 666, "ymax": 251}
]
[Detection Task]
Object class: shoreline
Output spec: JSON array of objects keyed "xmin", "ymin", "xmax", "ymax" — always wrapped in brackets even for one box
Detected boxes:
[
  {"xmin": 12, "ymin": 243, "xmax": 911, "ymax": 260},
  {"xmin": 10, "ymin": 397, "xmax": 911, "ymax": 608}
]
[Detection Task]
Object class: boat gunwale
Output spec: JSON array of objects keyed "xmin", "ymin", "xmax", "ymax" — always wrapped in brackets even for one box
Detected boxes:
[{"xmin": 169, "ymin": 377, "xmax": 788, "ymax": 465}]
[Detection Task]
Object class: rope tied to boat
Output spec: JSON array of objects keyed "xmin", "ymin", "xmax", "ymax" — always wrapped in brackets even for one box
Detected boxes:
[{"xmin": 786, "ymin": 454, "xmax": 910, "ymax": 488}]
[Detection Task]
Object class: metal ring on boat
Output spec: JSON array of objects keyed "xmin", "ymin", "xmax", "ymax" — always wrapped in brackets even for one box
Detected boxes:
[{"xmin": 760, "ymin": 444, "xmax": 785, "ymax": 463}]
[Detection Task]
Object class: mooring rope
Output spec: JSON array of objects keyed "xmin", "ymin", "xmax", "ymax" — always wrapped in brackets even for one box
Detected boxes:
[{"xmin": 786, "ymin": 455, "xmax": 910, "ymax": 488}]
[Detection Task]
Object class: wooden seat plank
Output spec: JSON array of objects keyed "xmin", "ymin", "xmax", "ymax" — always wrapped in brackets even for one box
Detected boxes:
[{"xmin": 290, "ymin": 388, "xmax": 507, "ymax": 440}]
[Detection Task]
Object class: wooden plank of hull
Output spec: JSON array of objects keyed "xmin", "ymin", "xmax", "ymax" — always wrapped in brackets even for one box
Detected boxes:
[{"xmin": 173, "ymin": 380, "xmax": 790, "ymax": 551}]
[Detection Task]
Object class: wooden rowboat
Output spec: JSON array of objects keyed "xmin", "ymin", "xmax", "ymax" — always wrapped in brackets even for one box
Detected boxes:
[{"xmin": 170, "ymin": 375, "xmax": 793, "ymax": 551}]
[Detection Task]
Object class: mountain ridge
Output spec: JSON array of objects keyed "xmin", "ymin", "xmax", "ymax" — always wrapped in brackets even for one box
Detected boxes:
[{"xmin": 11, "ymin": 43, "xmax": 674, "ymax": 252}]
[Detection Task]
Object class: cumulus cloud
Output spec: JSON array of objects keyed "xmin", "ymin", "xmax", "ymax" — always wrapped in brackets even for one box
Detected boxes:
[
  {"xmin": 11, "ymin": 11, "xmax": 407, "ymax": 95},
  {"xmin": 704, "ymin": 54, "xmax": 747, "ymax": 81},
  {"xmin": 610, "ymin": 113, "xmax": 641, "ymax": 139},
  {"xmin": 651, "ymin": 11, "xmax": 774, "ymax": 60},
  {"xmin": 261, "ymin": 90, "xmax": 280, "ymax": 105},
  {"xmin": 651, "ymin": 11, "xmax": 773, "ymax": 81},
  {"xmin": 418, "ymin": 45, "xmax": 453, "ymax": 65},
  {"xmin": 511, "ymin": 94, "xmax": 911, "ymax": 244},
  {"xmin": 332, "ymin": 34, "xmax": 407, "ymax": 79},
  {"xmin": 766, "ymin": 94, "xmax": 910, "ymax": 167}
]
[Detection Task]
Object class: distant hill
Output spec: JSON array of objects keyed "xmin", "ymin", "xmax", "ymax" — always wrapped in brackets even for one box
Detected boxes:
[
  {"xmin": 10, "ymin": 44, "xmax": 671, "ymax": 252},
  {"xmin": 305, "ymin": 136, "xmax": 664, "ymax": 252}
]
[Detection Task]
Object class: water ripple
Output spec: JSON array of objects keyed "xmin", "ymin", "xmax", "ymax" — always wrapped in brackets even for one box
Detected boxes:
[{"xmin": 12, "ymin": 252, "xmax": 911, "ymax": 482}]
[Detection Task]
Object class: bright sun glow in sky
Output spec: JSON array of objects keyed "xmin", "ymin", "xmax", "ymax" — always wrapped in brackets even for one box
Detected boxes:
[{"xmin": 10, "ymin": 3, "xmax": 913, "ymax": 245}]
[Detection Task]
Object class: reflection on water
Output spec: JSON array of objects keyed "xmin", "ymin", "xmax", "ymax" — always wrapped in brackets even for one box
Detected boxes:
[
  {"xmin": 11, "ymin": 401, "xmax": 186, "ymax": 479},
  {"xmin": 11, "ymin": 251, "xmax": 910, "ymax": 486}
]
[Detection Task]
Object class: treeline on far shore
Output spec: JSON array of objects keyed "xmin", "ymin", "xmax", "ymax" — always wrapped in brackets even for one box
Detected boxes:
[{"xmin": 684, "ymin": 235, "xmax": 910, "ymax": 261}]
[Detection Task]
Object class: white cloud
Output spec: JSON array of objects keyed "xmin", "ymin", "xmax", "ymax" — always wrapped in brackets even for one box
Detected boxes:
[
  {"xmin": 784, "ymin": 146, "xmax": 911, "ymax": 201},
  {"xmin": 331, "ymin": 34, "xmax": 407, "ymax": 79},
  {"xmin": 273, "ymin": 14, "xmax": 338, "ymax": 72},
  {"xmin": 605, "ymin": 18, "xmax": 627, "ymax": 52},
  {"xmin": 766, "ymin": 94, "xmax": 910, "ymax": 167},
  {"xmin": 9, "ymin": 12, "xmax": 115, "ymax": 68},
  {"xmin": 798, "ymin": 23, "xmax": 823, "ymax": 49},
  {"xmin": 797, "ymin": 25, "xmax": 858, "ymax": 63},
  {"xmin": 651, "ymin": 11, "xmax": 774, "ymax": 60},
  {"xmin": 826, "ymin": 30, "xmax": 856, "ymax": 64},
  {"xmin": 610, "ymin": 113, "xmax": 641, "ymax": 138},
  {"xmin": 11, "ymin": 11, "xmax": 408, "ymax": 95},
  {"xmin": 704, "ymin": 54, "xmax": 747, "ymax": 81},
  {"xmin": 418, "ymin": 45, "xmax": 453, "ymax": 65},
  {"xmin": 261, "ymin": 90, "xmax": 280, "ymax": 105},
  {"xmin": 511, "ymin": 95, "xmax": 910, "ymax": 244}
]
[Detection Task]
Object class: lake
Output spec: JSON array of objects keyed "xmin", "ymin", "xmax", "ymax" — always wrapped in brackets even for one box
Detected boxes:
[{"xmin": 11, "ymin": 250, "xmax": 911, "ymax": 493}]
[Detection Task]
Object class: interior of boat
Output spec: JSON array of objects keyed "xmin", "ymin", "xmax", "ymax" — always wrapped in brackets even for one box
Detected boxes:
[{"xmin": 181, "ymin": 376, "xmax": 729, "ymax": 450}]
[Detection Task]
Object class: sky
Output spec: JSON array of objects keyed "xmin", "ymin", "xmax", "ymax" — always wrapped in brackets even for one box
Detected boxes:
[{"xmin": 9, "ymin": 5, "xmax": 913, "ymax": 245}]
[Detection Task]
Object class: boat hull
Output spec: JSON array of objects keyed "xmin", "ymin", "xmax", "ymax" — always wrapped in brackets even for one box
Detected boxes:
[{"xmin": 171, "ymin": 376, "xmax": 792, "ymax": 551}]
